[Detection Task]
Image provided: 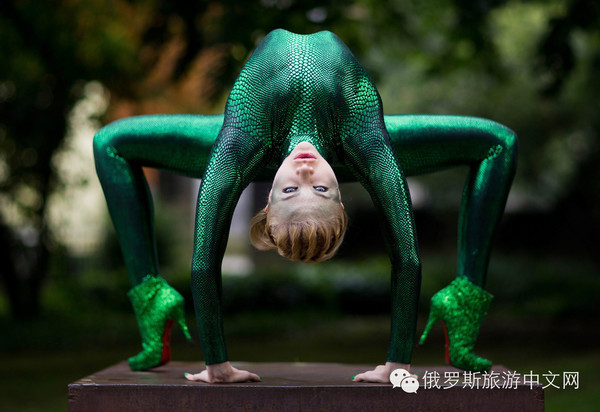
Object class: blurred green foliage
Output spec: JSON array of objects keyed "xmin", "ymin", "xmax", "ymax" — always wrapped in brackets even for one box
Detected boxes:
[
  {"xmin": 2, "ymin": 0, "xmax": 599, "ymax": 319},
  {"xmin": 1, "ymin": 251, "xmax": 598, "ymax": 351}
]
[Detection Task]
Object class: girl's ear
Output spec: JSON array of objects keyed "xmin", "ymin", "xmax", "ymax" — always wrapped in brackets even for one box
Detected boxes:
[{"xmin": 337, "ymin": 188, "xmax": 343, "ymax": 210}]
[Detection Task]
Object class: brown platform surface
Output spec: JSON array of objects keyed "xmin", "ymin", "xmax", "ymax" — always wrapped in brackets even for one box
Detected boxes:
[{"xmin": 68, "ymin": 362, "xmax": 544, "ymax": 411}]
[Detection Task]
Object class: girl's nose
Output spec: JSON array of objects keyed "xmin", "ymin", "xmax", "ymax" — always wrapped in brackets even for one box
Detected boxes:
[{"xmin": 296, "ymin": 164, "xmax": 314, "ymax": 177}]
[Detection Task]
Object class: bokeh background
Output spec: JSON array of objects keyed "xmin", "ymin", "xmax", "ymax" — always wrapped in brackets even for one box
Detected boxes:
[{"xmin": 1, "ymin": 0, "xmax": 599, "ymax": 410}]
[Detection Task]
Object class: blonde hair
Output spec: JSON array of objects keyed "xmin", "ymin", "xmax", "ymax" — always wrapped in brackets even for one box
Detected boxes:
[{"xmin": 249, "ymin": 207, "xmax": 348, "ymax": 263}]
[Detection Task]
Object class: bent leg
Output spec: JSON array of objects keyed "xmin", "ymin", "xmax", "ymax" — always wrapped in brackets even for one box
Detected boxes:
[
  {"xmin": 384, "ymin": 115, "xmax": 518, "ymax": 287},
  {"xmin": 93, "ymin": 114, "xmax": 221, "ymax": 370},
  {"xmin": 93, "ymin": 114, "xmax": 222, "ymax": 285}
]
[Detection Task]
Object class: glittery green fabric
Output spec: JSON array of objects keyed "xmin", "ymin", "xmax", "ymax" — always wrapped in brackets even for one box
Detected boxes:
[
  {"xmin": 94, "ymin": 114, "xmax": 223, "ymax": 286},
  {"xmin": 419, "ymin": 276, "xmax": 493, "ymax": 372},
  {"xmin": 384, "ymin": 115, "xmax": 517, "ymax": 287},
  {"xmin": 94, "ymin": 29, "xmax": 517, "ymax": 368},
  {"xmin": 127, "ymin": 275, "xmax": 192, "ymax": 370},
  {"xmin": 190, "ymin": 30, "xmax": 421, "ymax": 365}
]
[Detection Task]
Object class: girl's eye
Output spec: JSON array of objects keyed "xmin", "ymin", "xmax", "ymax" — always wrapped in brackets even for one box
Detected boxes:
[
  {"xmin": 313, "ymin": 186, "xmax": 328, "ymax": 192},
  {"xmin": 283, "ymin": 187, "xmax": 297, "ymax": 193}
]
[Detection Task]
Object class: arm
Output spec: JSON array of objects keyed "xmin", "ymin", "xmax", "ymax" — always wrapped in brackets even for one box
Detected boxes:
[
  {"xmin": 188, "ymin": 126, "xmax": 269, "ymax": 382},
  {"xmin": 342, "ymin": 125, "xmax": 422, "ymax": 381},
  {"xmin": 343, "ymin": 126, "xmax": 422, "ymax": 355}
]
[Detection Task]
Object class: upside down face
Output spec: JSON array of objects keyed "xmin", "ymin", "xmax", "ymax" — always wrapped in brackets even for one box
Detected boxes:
[{"xmin": 267, "ymin": 141, "xmax": 343, "ymax": 222}]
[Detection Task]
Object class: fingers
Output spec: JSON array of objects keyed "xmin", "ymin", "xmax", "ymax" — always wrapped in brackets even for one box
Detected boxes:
[
  {"xmin": 352, "ymin": 364, "xmax": 393, "ymax": 383},
  {"xmin": 224, "ymin": 366, "xmax": 261, "ymax": 383},
  {"xmin": 184, "ymin": 371, "xmax": 209, "ymax": 382},
  {"xmin": 353, "ymin": 370, "xmax": 390, "ymax": 383},
  {"xmin": 352, "ymin": 373, "xmax": 366, "ymax": 382},
  {"xmin": 184, "ymin": 368, "xmax": 261, "ymax": 383},
  {"xmin": 243, "ymin": 371, "xmax": 262, "ymax": 382}
]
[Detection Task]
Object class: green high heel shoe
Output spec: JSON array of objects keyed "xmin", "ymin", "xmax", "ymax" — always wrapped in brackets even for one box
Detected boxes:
[
  {"xmin": 419, "ymin": 276, "xmax": 493, "ymax": 372},
  {"xmin": 127, "ymin": 275, "xmax": 192, "ymax": 371}
]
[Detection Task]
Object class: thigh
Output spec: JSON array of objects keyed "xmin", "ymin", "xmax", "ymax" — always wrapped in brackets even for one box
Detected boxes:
[
  {"xmin": 384, "ymin": 115, "xmax": 517, "ymax": 177},
  {"xmin": 95, "ymin": 114, "xmax": 224, "ymax": 179}
]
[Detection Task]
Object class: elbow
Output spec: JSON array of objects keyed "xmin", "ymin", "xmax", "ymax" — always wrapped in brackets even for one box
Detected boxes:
[
  {"xmin": 391, "ymin": 251, "xmax": 422, "ymax": 280},
  {"xmin": 405, "ymin": 258, "xmax": 422, "ymax": 280}
]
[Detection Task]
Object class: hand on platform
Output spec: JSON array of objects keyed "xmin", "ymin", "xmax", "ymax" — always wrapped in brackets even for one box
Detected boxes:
[
  {"xmin": 185, "ymin": 361, "xmax": 261, "ymax": 383},
  {"xmin": 352, "ymin": 362, "xmax": 411, "ymax": 383}
]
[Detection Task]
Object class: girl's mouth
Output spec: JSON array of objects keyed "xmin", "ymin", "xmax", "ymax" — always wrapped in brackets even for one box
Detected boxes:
[{"xmin": 294, "ymin": 152, "xmax": 317, "ymax": 160}]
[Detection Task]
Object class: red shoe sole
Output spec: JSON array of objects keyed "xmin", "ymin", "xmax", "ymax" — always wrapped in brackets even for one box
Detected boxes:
[
  {"xmin": 442, "ymin": 322, "xmax": 451, "ymax": 365},
  {"xmin": 159, "ymin": 319, "xmax": 174, "ymax": 365}
]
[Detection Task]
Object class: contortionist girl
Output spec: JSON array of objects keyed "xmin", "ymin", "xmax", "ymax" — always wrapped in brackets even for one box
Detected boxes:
[{"xmin": 94, "ymin": 29, "xmax": 517, "ymax": 383}]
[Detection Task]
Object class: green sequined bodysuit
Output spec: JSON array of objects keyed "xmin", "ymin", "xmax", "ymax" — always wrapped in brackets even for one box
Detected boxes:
[{"xmin": 94, "ymin": 29, "xmax": 517, "ymax": 367}]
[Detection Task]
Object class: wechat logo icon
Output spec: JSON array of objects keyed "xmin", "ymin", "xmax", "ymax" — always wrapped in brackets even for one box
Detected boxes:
[{"xmin": 390, "ymin": 368, "xmax": 419, "ymax": 393}]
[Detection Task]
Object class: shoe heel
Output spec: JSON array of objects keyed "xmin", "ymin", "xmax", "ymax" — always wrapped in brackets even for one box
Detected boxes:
[
  {"xmin": 419, "ymin": 304, "xmax": 440, "ymax": 345},
  {"xmin": 173, "ymin": 304, "xmax": 193, "ymax": 342}
]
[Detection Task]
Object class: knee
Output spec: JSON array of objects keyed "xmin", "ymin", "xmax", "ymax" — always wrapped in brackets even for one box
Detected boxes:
[
  {"xmin": 93, "ymin": 124, "xmax": 120, "ymax": 161},
  {"xmin": 498, "ymin": 126, "xmax": 518, "ymax": 162},
  {"xmin": 484, "ymin": 121, "xmax": 518, "ymax": 167},
  {"xmin": 92, "ymin": 124, "xmax": 129, "ymax": 179},
  {"xmin": 93, "ymin": 128, "xmax": 110, "ymax": 157}
]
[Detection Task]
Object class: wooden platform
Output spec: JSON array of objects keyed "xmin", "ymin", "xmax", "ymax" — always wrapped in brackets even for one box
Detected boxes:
[{"xmin": 68, "ymin": 362, "xmax": 544, "ymax": 411}]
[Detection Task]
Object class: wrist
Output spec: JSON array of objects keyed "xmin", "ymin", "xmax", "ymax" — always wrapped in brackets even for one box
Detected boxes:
[
  {"xmin": 385, "ymin": 361, "xmax": 411, "ymax": 378},
  {"xmin": 386, "ymin": 361, "xmax": 410, "ymax": 370},
  {"xmin": 206, "ymin": 361, "xmax": 233, "ymax": 382}
]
